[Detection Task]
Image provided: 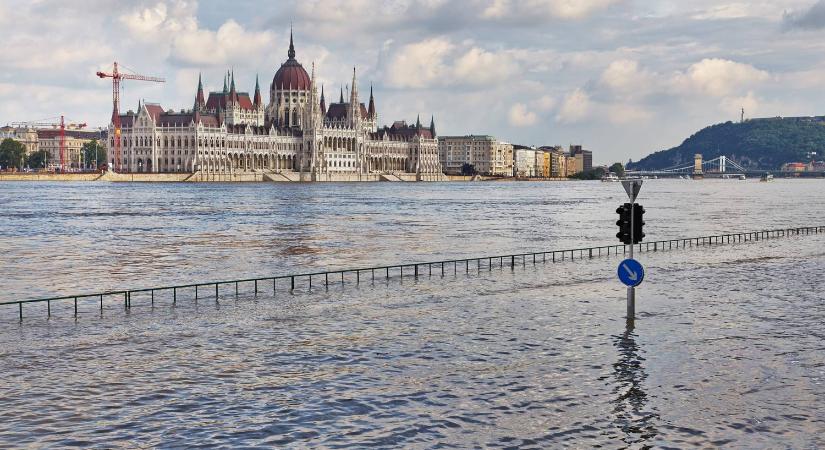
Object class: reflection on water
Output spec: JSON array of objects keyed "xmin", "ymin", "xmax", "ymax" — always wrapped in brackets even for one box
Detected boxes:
[{"xmin": 611, "ymin": 323, "xmax": 659, "ymax": 447}]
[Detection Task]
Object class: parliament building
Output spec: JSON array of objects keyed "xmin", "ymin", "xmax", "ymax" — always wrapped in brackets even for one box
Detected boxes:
[{"xmin": 107, "ymin": 31, "xmax": 444, "ymax": 181}]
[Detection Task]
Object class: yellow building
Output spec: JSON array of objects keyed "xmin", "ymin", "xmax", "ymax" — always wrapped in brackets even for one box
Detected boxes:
[
  {"xmin": 549, "ymin": 150, "xmax": 567, "ymax": 177},
  {"xmin": 537, "ymin": 150, "xmax": 550, "ymax": 177}
]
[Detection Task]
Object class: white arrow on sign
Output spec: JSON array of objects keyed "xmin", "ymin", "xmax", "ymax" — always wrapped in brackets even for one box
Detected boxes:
[{"xmin": 622, "ymin": 263, "xmax": 639, "ymax": 281}]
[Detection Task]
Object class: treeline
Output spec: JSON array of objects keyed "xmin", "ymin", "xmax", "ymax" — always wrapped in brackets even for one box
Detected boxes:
[{"xmin": 630, "ymin": 117, "xmax": 825, "ymax": 170}]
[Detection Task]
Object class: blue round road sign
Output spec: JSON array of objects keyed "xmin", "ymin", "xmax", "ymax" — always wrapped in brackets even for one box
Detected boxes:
[{"xmin": 618, "ymin": 259, "xmax": 644, "ymax": 287}]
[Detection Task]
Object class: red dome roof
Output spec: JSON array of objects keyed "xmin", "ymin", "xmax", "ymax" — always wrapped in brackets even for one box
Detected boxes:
[{"xmin": 273, "ymin": 59, "xmax": 310, "ymax": 91}]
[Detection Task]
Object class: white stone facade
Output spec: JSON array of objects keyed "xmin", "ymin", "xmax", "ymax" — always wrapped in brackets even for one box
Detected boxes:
[
  {"xmin": 107, "ymin": 33, "xmax": 444, "ymax": 181},
  {"xmin": 438, "ymin": 135, "xmax": 513, "ymax": 176}
]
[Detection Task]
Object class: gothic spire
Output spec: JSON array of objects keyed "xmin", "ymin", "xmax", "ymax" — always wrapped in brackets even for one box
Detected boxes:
[
  {"xmin": 350, "ymin": 67, "xmax": 358, "ymax": 103},
  {"xmin": 223, "ymin": 72, "xmax": 227, "ymax": 93},
  {"xmin": 416, "ymin": 114, "xmax": 421, "ymax": 129},
  {"xmin": 320, "ymin": 84, "xmax": 326, "ymax": 115},
  {"xmin": 367, "ymin": 84, "xmax": 376, "ymax": 118},
  {"xmin": 194, "ymin": 72, "xmax": 205, "ymax": 110},
  {"xmin": 253, "ymin": 74, "xmax": 262, "ymax": 107},
  {"xmin": 288, "ymin": 24, "xmax": 296, "ymax": 59},
  {"xmin": 229, "ymin": 69, "xmax": 237, "ymax": 104},
  {"xmin": 339, "ymin": 85, "xmax": 344, "ymax": 103},
  {"xmin": 430, "ymin": 115, "xmax": 436, "ymax": 137}
]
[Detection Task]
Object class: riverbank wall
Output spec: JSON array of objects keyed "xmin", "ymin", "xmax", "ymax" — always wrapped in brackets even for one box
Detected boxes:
[{"xmin": 0, "ymin": 171, "xmax": 536, "ymax": 183}]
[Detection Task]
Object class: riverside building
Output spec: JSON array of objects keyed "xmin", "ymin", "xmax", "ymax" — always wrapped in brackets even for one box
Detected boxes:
[
  {"xmin": 0, "ymin": 125, "xmax": 102, "ymax": 169},
  {"xmin": 107, "ymin": 32, "xmax": 444, "ymax": 181},
  {"xmin": 438, "ymin": 135, "xmax": 513, "ymax": 176}
]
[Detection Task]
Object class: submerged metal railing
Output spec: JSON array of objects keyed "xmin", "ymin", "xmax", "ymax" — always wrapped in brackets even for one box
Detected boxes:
[{"xmin": 2, "ymin": 226, "xmax": 823, "ymax": 321}]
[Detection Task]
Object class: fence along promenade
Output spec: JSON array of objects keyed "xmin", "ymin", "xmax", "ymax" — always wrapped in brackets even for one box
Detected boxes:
[{"xmin": 3, "ymin": 226, "xmax": 823, "ymax": 321}]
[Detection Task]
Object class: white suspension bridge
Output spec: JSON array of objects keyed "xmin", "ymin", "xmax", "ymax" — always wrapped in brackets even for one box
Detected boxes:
[{"xmin": 627, "ymin": 154, "xmax": 754, "ymax": 178}]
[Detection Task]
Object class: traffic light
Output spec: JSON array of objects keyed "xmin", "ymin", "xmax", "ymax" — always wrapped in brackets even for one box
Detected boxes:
[
  {"xmin": 633, "ymin": 204, "xmax": 645, "ymax": 244},
  {"xmin": 616, "ymin": 203, "xmax": 632, "ymax": 244}
]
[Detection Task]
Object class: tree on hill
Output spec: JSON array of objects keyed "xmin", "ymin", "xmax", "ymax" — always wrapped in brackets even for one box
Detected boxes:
[
  {"xmin": 0, "ymin": 138, "xmax": 26, "ymax": 170},
  {"xmin": 630, "ymin": 117, "xmax": 825, "ymax": 170},
  {"xmin": 609, "ymin": 162, "xmax": 625, "ymax": 177}
]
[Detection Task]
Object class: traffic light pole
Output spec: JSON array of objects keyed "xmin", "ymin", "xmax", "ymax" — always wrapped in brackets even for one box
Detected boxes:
[{"xmin": 628, "ymin": 202, "xmax": 635, "ymax": 322}]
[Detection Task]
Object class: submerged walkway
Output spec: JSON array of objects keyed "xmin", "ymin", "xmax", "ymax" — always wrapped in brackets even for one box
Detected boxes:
[{"xmin": 3, "ymin": 226, "xmax": 823, "ymax": 321}]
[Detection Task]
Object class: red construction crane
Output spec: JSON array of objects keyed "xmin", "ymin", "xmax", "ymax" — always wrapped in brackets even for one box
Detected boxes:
[
  {"xmin": 96, "ymin": 62, "xmax": 165, "ymax": 172},
  {"xmin": 11, "ymin": 117, "xmax": 87, "ymax": 171}
]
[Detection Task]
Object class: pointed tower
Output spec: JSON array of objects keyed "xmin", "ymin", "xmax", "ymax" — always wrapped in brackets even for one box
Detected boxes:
[
  {"xmin": 253, "ymin": 74, "xmax": 262, "ymax": 108},
  {"xmin": 288, "ymin": 24, "xmax": 296, "ymax": 60},
  {"xmin": 320, "ymin": 84, "xmax": 326, "ymax": 115},
  {"xmin": 429, "ymin": 115, "xmax": 436, "ymax": 138},
  {"xmin": 367, "ymin": 84, "xmax": 376, "ymax": 119},
  {"xmin": 194, "ymin": 73, "xmax": 205, "ymax": 111},
  {"xmin": 339, "ymin": 85, "xmax": 344, "ymax": 104},
  {"xmin": 308, "ymin": 62, "xmax": 320, "ymax": 126},
  {"xmin": 349, "ymin": 67, "xmax": 360, "ymax": 125},
  {"xmin": 229, "ymin": 70, "xmax": 238, "ymax": 105},
  {"xmin": 416, "ymin": 114, "xmax": 421, "ymax": 129},
  {"xmin": 223, "ymin": 72, "xmax": 228, "ymax": 94}
]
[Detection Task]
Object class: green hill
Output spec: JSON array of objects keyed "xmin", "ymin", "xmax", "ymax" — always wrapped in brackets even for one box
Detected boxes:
[{"xmin": 629, "ymin": 117, "xmax": 825, "ymax": 170}]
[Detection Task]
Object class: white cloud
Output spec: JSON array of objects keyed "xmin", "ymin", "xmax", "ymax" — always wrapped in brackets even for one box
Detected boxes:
[
  {"xmin": 600, "ymin": 59, "xmax": 654, "ymax": 94},
  {"xmin": 556, "ymin": 88, "xmax": 591, "ymax": 123},
  {"xmin": 385, "ymin": 38, "xmax": 455, "ymax": 89},
  {"xmin": 453, "ymin": 47, "xmax": 517, "ymax": 85},
  {"xmin": 385, "ymin": 38, "xmax": 519, "ymax": 89},
  {"xmin": 607, "ymin": 104, "xmax": 651, "ymax": 124},
  {"xmin": 720, "ymin": 91, "xmax": 760, "ymax": 117},
  {"xmin": 483, "ymin": 0, "xmax": 620, "ymax": 20},
  {"xmin": 119, "ymin": 2, "xmax": 276, "ymax": 67},
  {"xmin": 532, "ymin": 95, "xmax": 556, "ymax": 111},
  {"xmin": 509, "ymin": 103, "xmax": 538, "ymax": 126},
  {"xmin": 673, "ymin": 58, "xmax": 770, "ymax": 97}
]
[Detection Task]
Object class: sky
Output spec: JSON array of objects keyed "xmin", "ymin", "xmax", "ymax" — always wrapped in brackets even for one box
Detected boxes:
[{"xmin": 3, "ymin": 0, "xmax": 825, "ymax": 164}]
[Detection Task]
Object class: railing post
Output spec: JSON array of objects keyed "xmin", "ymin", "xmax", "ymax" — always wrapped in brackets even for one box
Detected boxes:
[
  {"xmin": 291, "ymin": 276, "xmax": 295, "ymax": 291},
  {"xmin": 19, "ymin": 303, "xmax": 23, "ymax": 321},
  {"xmin": 74, "ymin": 297, "xmax": 78, "ymax": 318},
  {"xmin": 173, "ymin": 287, "xmax": 177, "ymax": 304}
]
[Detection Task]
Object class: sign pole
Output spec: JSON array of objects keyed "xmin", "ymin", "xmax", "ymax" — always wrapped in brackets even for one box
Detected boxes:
[
  {"xmin": 620, "ymin": 179, "xmax": 643, "ymax": 323},
  {"xmin": 628, "ymin": 202, "xmax": 635, "ymax": 322}
]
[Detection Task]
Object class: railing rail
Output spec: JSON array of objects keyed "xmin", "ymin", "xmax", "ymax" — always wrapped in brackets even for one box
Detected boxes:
[{"xmin": 3, "ymin": 226, "xmax": 823, "ymax": 321}]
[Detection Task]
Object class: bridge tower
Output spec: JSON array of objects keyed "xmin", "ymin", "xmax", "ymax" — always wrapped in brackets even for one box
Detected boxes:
[
  {"xmin": 693, "ymin": 153, "xmax": 704, "ymax": 180},
  {"xmin": 719, "ymin": 155, "xmax": 726, "ymax": 173}
]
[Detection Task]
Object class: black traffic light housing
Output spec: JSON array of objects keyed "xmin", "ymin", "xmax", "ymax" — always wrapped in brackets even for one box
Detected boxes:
[
  {"xmin": 616, "ymin": 203, "xmax": 632, "ymax": 244},
  {"xmin": 633, "ymin": 204, "xmax": 645, "ymax": 244},
  {"xmin": 616, "ymin": 203, "xmax": 645, "ymax": 244}
]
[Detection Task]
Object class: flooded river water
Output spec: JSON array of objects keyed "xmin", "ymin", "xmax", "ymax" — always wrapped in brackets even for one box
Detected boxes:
[{"xmin": 0, "ymin": 180, "xmax": 823, "ymax": 447}]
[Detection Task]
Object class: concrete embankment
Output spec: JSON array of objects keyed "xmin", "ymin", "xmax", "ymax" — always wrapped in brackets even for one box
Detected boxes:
[{"xmin": 0, "ymin": 171, "xmax": 568, "ymax": 183}]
